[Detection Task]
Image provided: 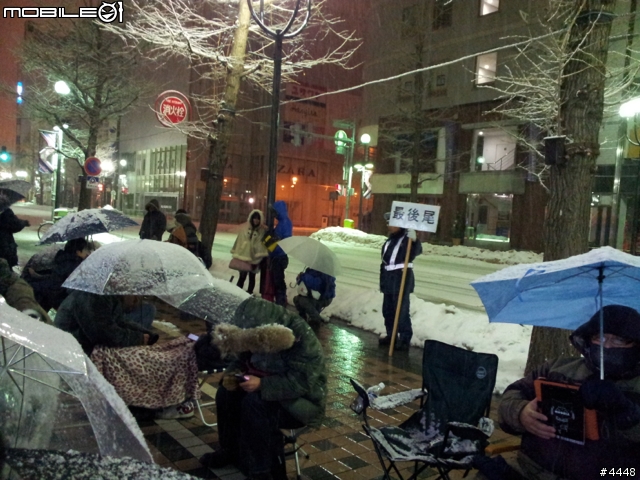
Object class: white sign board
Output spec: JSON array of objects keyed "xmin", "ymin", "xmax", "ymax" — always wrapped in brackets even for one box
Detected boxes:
[
  {"xmin": 86, "ymin": 175, "xmax": 101, "ymax": 190},
  {"xmin": 388, "ymin": 201, "xmax": 440, "ymax": 233}
]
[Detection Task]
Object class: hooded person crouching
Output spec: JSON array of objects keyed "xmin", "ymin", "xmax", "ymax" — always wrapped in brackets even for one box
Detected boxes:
[
  {"xmin": 201, "ymin": 297, "xmax": 326, "ymax": 480},
  {"xmin": 494, "ymin": 305, "xmax": 640, "ymax": 480}
]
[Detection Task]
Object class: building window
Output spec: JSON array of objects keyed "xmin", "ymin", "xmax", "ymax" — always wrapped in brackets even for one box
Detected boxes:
[
  {"xmin": 432, "ymin": 0, "xmax": 452, "ymax": 30},
  {"xmin": 475, "ymin": 52, "xmax": 497, "ymax": 84},
  {"xmin": 480, "ymin": 0, "xmax": 499, "ymax": 15}
]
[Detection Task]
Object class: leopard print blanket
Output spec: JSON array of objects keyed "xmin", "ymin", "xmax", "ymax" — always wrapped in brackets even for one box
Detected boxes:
[{"xmin": 91, "ymin": 337, "xmax": 200, "ymax": 409}]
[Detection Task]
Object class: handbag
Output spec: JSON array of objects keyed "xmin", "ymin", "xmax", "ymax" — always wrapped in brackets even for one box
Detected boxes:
[{"xmin": 229, "ymin": 258, "xmax": 259, "ymax": 273}]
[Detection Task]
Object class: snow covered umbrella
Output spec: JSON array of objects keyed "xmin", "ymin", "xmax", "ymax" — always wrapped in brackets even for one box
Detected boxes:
[
  {"xmin": 0, "ymin": 297, "xmax": 153, "ymax": 463},
  {"xmin": 159, "ymin": 278, "xmax": 250, "ymax": 324},
  {"xmin": 62, "ymin": 239, "xmax": 214, "ymax": 297},
  {"xmin": 471, "ymin": 246, "xmax": 640, "ymax": 379},
  {"xmin": 0, "ymin": 179, "xmax": 31, "ymax": 211},
  {"xmin": 38, "ymin": 207, "xmax": 138, "ymax": 245},
  {"xmin": 278, "ymin": 236, "xmax": 342, "ymax": 276}
]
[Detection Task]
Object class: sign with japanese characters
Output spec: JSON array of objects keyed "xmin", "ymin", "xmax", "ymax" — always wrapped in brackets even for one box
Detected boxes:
[
  {"xmin": 388, "ymin": 200, "xmax": 440, "ymax": 233},
  {"xmin": 86, "ymin": 176, "xmax": 101, "ymax": 190},
  {"xmin": 155, "ymin": 90, "xmax": 191, "ymax": 127}
]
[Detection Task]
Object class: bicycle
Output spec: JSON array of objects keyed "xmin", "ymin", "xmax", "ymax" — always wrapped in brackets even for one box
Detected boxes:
[{"xmin": 37, "ymin": 208, "xmax": 74, "ymax": 240}]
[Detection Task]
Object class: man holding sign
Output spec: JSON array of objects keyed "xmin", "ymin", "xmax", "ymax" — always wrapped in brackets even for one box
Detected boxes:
[{"xmin": 379, "ymin": 201, "xmax": 440, "ymax": 353}]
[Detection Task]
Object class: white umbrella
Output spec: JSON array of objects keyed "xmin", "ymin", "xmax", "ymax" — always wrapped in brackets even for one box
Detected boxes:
[
  {"xmin": 38, "ymin": 207, "xmax": 138, "ymax": 245},
  {"xmin": 0, "ymin": 297, "xmax": 152, "ymax": 462},
  {"xmin": 278, "ymin": 236, "xmax": 341, "ymax": 276},
  {"xmin": 62, "ymin": 239, "xmax": 214, "ymax": 296}
]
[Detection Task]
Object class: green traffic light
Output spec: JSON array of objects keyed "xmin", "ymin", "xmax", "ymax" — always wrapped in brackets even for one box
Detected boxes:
[{"xmin": 0, "ymin": 146, "xmax": 9, "ymax": 163}]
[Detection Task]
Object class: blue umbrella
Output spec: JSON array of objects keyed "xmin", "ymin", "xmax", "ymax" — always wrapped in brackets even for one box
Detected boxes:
[
  {"xmin": 38, "ymin": 208, "xmax": 138, "ymax": 245},
  {"xmin": 471, "ymin": 246, "xmax": 640, "ymax": 378}
]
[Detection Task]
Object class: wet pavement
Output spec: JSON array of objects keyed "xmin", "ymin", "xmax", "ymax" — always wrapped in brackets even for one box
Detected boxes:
[{"xmin": 143, "ymin": 299, "xmax": 518, "ymax": 480}]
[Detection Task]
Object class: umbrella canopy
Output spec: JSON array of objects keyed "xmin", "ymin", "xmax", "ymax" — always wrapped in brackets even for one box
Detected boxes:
[
  {"xmin": 63, "ymin": 239, "xmax": 214, "ymax": 296},
  {"xmin": 0, "ymin": 297, "xmax": 152, "ymax": 462},
  {"xmin": 6, "ymin": 449, "xmax": 198, "ymax": 479},
  {"xmin": 278, "ymin": 236, "xmax": 341, "ymax": 277},
  {"xmin": 160, "ymin": 278, "xmax": 250, "ymax": 324},
  {"xmin": 0, "ymin": 179, "xmax": 31, "ymax": 208},
  {"xmin": 470, "ymin": 246, "xmax": 640, "ymax": 330},
  {"xmin": 39, "ymin": 208, "xmax": 138, "ymax": 245}
]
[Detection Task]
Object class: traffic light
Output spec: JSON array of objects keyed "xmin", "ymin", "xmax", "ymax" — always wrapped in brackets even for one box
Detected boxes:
[{"xmin": 0, "ymin": 146, "xmax": 10, "ymax": 163}]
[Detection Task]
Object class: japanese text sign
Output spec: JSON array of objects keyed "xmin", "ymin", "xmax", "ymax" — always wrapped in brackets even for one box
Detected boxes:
[{"xmin": 388, "ymin": 201, "xmax": 440, "ymax": 233}]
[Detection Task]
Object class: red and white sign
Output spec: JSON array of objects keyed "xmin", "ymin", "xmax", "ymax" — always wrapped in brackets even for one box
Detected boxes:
[
  {"xmin": 155, "ymin": 90, "xmax": 191, "ymax": 127},
  {"xmin": 84, "ymin": 157, "xmax": 102, "ymax": 176}
]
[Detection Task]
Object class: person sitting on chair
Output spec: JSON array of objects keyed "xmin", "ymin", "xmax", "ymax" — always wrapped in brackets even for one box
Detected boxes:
[
  {"xmin": 25, "ymin": 238, "xmax": 96, "ymax": 312},
  {"xmin": 492, "ymin": 305, "xmax": 640, "ymax": 480},
  {"xmin": 54, "ymin": 290, "xmax": 198, "ymax": 419},
  {"xmin": 200, "ymin": 297, "xmax": 326, "ymax": 480},
  {"xmin": 293, "ymin": 268, "xmax": 335, "ymax": 327}
]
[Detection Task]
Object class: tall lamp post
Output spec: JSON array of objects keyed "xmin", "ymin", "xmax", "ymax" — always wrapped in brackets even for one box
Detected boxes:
[
  {"xmin": 619, "ymin": 97, "xmax": 640, "ymax": 254},
  {"xmin": 247, "ymin": 0, "xmax": 311, "ymax": 228},
  {"xmin": 52, "ymin": 80, "xmax": 70, "ymax": 213},
  {"xmin": 354, "ymin": 133, "xmax": 373, "ymax": 230}
]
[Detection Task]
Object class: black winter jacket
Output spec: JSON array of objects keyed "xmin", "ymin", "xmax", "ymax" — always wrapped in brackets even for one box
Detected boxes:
[
  {"xmin": 0, "ymin": 208, "xmax": 28, "ymax": 267},
  {"xmin": 55, "ymin": 290, "xmax": 147, "ymax": 355},
  {"xmin": 379, "ymin": 230, "xmax": 422, "ymax": 295},
  {"xmin": 139, "ymin": 200, "xmax": 167, "ymax": 240}
]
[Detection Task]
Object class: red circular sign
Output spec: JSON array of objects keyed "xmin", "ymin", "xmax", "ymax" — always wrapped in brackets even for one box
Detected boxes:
[
  {"xmin": 157, "ymin": 96, "xmax": 188, "ymax": 126},
  {"xmin": 84, "ymin": 157, "xmax": 102, "ymax": 176}
]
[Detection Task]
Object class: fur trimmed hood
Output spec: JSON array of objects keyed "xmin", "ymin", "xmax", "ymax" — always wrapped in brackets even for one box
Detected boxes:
[{"xmin": 212, "ymin": 323, "xmax": 295, "ymax": 355}]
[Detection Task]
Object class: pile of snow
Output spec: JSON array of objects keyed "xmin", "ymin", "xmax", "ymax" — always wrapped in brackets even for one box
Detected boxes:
[{"xmin": 312, "ymin": 227, "xmax": 542, "ymax": 265}]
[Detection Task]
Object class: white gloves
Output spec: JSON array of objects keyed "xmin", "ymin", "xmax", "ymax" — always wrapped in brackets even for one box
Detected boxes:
[{"xmin": 407, "ymin": 229, "xmax": 417, "ymax": 241}]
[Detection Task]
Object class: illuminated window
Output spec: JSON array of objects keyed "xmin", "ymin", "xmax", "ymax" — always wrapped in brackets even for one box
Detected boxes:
[
  {"xmin": 480, "ymin": 0, "xmax": 499, "ymax": 16},
  {"xmin": 475, "ymin": 52, "xmax": 497, "ymax": 85}
]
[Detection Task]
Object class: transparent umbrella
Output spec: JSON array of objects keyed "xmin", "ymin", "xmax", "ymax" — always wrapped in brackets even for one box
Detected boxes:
[
  {"xmin": 159, "ymin": 278, "xmax": 250, "ymax": 324},
  {"xmin": 278, "ymin": 236, "xmax": 341, "ymax": 276},
  {"xmin": 0, "ymin": 297, "xmax": 153, "ymax": 463},
  {"xmin": 38, "ymin": 208, "xmax": 138, "ymax": 245},
  {"xmin": 62, "ymin": 239, "xmax": 214, "ymax": 296}
]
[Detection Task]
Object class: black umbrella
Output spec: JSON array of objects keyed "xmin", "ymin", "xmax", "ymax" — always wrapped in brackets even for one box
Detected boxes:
[{"xmin": 0, "ymin": 180, "xmax": 31, "ymax": 211}]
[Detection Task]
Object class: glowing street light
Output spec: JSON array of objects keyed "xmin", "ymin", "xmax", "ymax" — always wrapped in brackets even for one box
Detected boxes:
[{"xmin": 54, "ymin": 80, "xmax": 70, "ymax": 95}]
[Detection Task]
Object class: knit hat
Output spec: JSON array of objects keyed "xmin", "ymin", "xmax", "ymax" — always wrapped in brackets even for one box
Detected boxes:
[{"xmin": 572, "ymin": 305, "xmax": 640, "ymax": 343}]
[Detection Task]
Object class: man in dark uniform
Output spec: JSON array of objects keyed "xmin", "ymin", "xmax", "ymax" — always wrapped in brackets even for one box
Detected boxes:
[{"xmin": 378, "ymin": 212, "xmax": 422, "ymax": 351}]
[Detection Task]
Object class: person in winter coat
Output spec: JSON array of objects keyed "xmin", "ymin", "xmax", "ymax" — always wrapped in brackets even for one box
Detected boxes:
[
  {"xmin": 0, "ymin": 201, "xmax": 29, "ymax": 268},
  {"xmin": 293, "ymin": 268, "xmax": 336, "ymax": 326},
  {"xmin": 0, "ymin": 258, "xmax": 51, "ymax": 323},
  {"xmin": 54, "ymin": 290, "xmax": 198, "ymax": 419},
  {"xmin": 167, "ymin": 209, "xmax": 199, "ymax": 255},
  {"xmin": 200, "ymin": 297, "xmax": 326, "ymax": 479},
  {"xmin": 231, "ymin": 209, "xmax": 269, "ymax": 294},
  {"xmin": 492, "ymin": 305, "xmax": 640, "ymax": 480},
  {"xmin": 25, "ymin": 238, "xmax": 95, "ymax": 311},
  {"xmin": 378, "ymin": 213, "xmax": 422, "ymax": 351},
  {"xmin": 139, "ymin": 199, "xmax": 166, "ymax": 240},
  {"xmin": 266, "ymin": 201, "xmax": 292, "ymax": 306}
]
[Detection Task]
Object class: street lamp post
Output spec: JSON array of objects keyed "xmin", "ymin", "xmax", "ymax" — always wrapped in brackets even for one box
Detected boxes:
[{"xmin": 247, "ymin": 0, "xmax": 311, "ymax": 228}]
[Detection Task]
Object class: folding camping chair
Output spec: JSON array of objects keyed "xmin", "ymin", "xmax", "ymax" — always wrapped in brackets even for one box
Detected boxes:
[{"xmin": 350, "ymin": 339, "xmax": 499, "ymax": 480}]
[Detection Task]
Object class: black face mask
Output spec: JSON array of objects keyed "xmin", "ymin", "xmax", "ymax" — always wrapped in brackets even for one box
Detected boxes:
[{"xmin": 587, "ymin": 344, "xmax": 640, "ymax": 378}]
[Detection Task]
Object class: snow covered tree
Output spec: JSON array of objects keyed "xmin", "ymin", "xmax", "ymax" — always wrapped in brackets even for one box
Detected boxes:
[
  {"xmin": 105, "ymin": 0, "xmax": 358, "ymax": 252},
  {"xmin": 487, "ymin": 0, "xmax": 630, "ymax": 372},
  {"xmin": 20, "ymin": 7, "xmax": 146, "ymax": 211}
]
